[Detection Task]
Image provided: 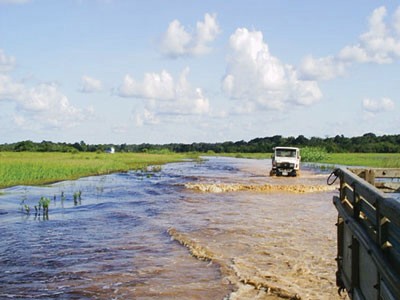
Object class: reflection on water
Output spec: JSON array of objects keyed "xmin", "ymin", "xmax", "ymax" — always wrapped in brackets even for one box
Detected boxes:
[{"xmin": 0, "ymin": 157, "xmax": 341, "ymax": 299}]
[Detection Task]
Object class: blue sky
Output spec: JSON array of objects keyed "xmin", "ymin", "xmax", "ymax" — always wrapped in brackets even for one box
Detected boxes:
[{"xmin": 0, "ymin": 0, "xmax": 399, "ymax": 144}]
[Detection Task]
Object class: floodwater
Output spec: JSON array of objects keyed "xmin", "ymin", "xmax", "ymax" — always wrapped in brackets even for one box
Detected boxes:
[{"xmin": 0, "ymin": 157, "xmax": 342, "ymax": 300}]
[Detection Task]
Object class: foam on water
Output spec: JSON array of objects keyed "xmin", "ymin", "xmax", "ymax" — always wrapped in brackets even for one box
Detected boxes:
[{"xmin": 184, "ymin": 182, "xmax": 337, "ymax": 193}]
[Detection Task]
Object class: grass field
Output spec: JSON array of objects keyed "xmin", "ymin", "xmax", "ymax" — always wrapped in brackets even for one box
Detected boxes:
[
  {"xmin": 0, "ymin": 152, "xmax": 198, "ymax": 189},
  {"xmin": 318, "ymin": 153, "xmax": 400, "ymax": 168},
  {"xmin": 214, "ymin": 152, "xmax": 400, "ymax": 168},
  {"xmin": 1, "ymin": 151, "xmax": 400, "ymax": 189}
]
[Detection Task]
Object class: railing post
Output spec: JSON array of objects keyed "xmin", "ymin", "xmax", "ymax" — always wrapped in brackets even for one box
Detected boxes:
[
  {"xmin": 351, "ymin": 182, "xmax": 360, "ymax": 297},
  {"xmin": 336, "ymin": 213, "xmax": 344, "ymax": 289},
  {"xmin": 353, "ymin": 183, "xmax": 360, "ymax": 220},
  {"xmin": 339, "ymin": 170, "xmax": 345, "ymax": 201},
  {"xmin": 351, "ymin": 237, "xmax": 360, "ymax": 296}
]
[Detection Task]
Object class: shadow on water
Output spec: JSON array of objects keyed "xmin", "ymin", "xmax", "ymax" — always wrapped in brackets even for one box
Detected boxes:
[{"xmin": 0, "ymin": 157, "xmax": 342, "ymax": 299}]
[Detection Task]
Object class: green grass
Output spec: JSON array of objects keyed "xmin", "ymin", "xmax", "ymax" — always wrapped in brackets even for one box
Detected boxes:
[
  {"xmin": 0, "ymin": 152, "xmax": 198, "ymax": 189},
  {"xmin": 317, "ymin": 153, "xmax": 400, "ymax": 168}
]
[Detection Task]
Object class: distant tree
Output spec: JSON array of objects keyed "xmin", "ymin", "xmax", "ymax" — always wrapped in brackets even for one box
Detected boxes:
[
  {"xmin": 14, "ymin": 140, "xmax": 36, "ymax": 152},
  {"xmin": 79, "ymin": 141, "xmax": 87, "ymax": 152},
  {"xmin": 295, "ymin": 135, "xmax": 308, "ymax": 146},
  {"xmin": 119, "ymin": 143, "xmax": 127, "ymax": 152},
  {"xmin": 72, "ymin": 142, "xmax": 83, "ymax": 152}
]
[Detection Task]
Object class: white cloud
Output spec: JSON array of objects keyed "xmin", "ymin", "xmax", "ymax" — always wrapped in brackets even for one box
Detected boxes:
[
  {"xmin": 355, "ymin": 6, "xmax": 400, "ymax": 64},
  {"xmin": 0, "ymin": 74, "xmax": 24, "ymax": 99},
  {"xmin": 222, "ymin": 28, "xmax": 322, "ymax": 111},
  {"xmin": 159, "ymin": 20, "xmax": 192, "ymax": 58},
  {"xmin": 299, "ymin": 55, "xmax": 347, "ymax": 81},
  {"xmin": 301, "ymin": 6, "xmax": 400, "ymax": 81},
  {"xmin": 337, "ymin": 45, "xmax": 370, "ymax": 64},
  {"xmin": 118, "ymin": 68, "xmax": 209, "ymax": 118},
  {"xmin": 362, "ymin": 97, "xmax": 395, "ymax": 113},
  {"xmin": 18, "ymin": 83, "xmax": 89, "ymax": 129},
  {"xmin": 0, "ymin": 74, "xmax": 90, "ymax": 129},
  {"xmin": 119, "ymin": 70, "xmax": 175, "ymax": 100},
  {"xmin": 19, "ymin": 83, "xmax": 75, "ymax": 113},
  {"xmin": 394, "ymin": 6, "xmax": 400, "ymax": 34},
  {"xmin": 135, "ymin": 109, "xmax": 160, "ymax": 127},
  {"xmin": 160, "ymin": 13, "xmax": 221, "ymax": 58},
  {"xmin": 79, "ymin": 75, "xmax": 102, "ymax": 93},
  {"xmin": 0, "ymin": 54, "xmax": 87, "ymax": 130},
  {"xmin": 118, "ymin": 68, "xmax": 210, "ymax": 126},
  {"xmin": 192, "ymin": 12, "xmax": 221, "ymax": 55},
  {"xmin": 0, "ymin": 49, "xmax": 16, "ymax": 72},
  {"xmin": 171, "ymin": 68, "xmax": 210, "ymax": 114}
]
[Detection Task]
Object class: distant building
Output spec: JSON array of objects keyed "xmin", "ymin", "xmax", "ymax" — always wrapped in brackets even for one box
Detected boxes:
[{"xmin": 106, "ymin": 147, "xmax": 115, "ymax": 154}]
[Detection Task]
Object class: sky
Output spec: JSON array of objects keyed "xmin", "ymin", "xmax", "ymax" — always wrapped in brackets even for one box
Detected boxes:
[{"xmin": 1, "ymin": 0, "xmax": 400, "ymax": 144}]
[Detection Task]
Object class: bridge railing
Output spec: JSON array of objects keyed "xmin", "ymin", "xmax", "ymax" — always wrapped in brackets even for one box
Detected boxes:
[{"xmin": 332, "ymin": 167, "xmax": 400, "ymax": 300}]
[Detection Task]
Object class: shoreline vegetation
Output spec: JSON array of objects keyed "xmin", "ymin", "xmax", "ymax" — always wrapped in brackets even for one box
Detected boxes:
[
  {"xmin": 0, "ymin": 152, "xmax": 198, "ymax": 189},
  {"xmin": 1, "ymin": 151, "xmax": 400, "ymax": 189},
  {"xmin": 220, "ymin": 152, "xmax": 400, "ymax": 168}
]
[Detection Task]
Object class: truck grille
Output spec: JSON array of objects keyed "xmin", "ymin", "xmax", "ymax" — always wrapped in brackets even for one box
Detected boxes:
[{"xmin": 277, "ymin": 163, "xmax": 294, "ymax": 168}]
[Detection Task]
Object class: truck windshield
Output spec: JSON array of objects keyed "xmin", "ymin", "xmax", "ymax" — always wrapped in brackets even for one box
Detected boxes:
[{"xmin": 276, "ymin": 149, "xmax": 296, "ymax": 157}]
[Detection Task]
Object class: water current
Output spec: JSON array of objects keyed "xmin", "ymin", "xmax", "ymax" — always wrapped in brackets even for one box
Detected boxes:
[{"xmin": 0, "ymin": 157, "xmax": 342, "ymax": 299}]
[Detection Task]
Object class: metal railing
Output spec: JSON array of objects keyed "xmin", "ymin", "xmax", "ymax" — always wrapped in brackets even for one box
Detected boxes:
[{"xmin": 331, "ymin": 167, "xmax": 400, "ymax": 300}]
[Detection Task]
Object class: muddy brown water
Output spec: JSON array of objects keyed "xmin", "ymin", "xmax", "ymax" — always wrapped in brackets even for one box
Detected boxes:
[{"xmin": 0, "ymin": 157, "xmax": 342, "ymax": 299}]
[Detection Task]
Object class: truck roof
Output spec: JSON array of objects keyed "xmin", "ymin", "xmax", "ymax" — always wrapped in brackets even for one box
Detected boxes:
[{"xmin": 273, "ymin": 147, "xmax": 300, "ymax": 151}]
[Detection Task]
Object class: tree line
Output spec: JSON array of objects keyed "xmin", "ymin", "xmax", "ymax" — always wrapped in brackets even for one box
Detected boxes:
[{"xmin": 1, "ymin": 133, "xmax": 400, "ymax": 153}]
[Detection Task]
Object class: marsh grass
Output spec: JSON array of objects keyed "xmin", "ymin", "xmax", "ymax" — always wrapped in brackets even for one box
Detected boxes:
[{"xmin": 0, "ymin": 152, "xmax": 196, "ymax": 189}]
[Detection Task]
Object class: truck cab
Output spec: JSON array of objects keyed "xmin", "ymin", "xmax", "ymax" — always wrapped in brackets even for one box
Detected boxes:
[{"xmin": 270, "ymin": 147, "xmax": 301, "ymax": 177}]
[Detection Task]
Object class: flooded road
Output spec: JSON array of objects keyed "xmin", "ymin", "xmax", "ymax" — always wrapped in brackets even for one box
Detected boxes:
[{"xmin": 0, "ymin": 157, "xmax": 341, "ymax": 299}]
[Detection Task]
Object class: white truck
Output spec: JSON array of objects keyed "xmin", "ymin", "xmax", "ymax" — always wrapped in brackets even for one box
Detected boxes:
[{"xmin": 270, "ymin": 147, "xmax": 301, "ymax": 177}]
